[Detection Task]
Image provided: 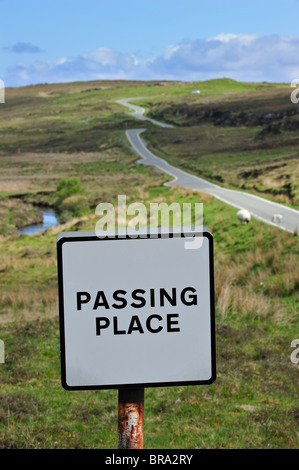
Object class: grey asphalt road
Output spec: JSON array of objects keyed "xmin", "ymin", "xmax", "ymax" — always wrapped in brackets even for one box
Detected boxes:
[
  {"xmin": 118, "ymin": 98, "xmax": 299, "ymax": 234},
  {"xmin": 117, "ymin": 97, "xmax": 174, "ymax": 128}
]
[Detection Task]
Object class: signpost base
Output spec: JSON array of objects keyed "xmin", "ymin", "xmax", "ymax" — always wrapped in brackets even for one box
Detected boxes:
[{"xmin": 117, "ymin": 388, "xmax": 144, "ymax": 449}]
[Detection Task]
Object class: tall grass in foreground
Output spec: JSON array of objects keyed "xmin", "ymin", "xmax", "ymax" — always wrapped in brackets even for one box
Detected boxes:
[
  {"xmin": 0, "ymin": 187, "xmax": 298, "ymax": 448},
  {"xmin": 215, "ymin": 242, "xmax": 299, "ymax": 323}
]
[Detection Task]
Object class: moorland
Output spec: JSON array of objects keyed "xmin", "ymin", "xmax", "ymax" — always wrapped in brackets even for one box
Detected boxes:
[{"xmin": 0, "ymin": 79, "xmax": 298, "ymax": 449}]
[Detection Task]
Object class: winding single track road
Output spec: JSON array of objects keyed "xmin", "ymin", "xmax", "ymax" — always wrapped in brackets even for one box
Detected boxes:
[{"xmin": 117, "ymin": 97, "xmax": 299, "ymax": 234}]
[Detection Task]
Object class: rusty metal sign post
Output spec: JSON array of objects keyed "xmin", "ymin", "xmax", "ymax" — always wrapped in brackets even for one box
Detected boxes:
[{"xmin": 118, "ymin": 388, "xmax": 144, "ymax": 449}]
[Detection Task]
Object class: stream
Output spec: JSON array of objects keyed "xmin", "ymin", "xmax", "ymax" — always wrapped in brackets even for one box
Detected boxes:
[{"xmin": 18, "ymin": 208, "xmax": 59, "ymax": 235}]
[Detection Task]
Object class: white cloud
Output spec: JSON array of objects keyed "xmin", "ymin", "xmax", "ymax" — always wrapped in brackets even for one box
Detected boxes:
[
  {"xmin": 56, "ymin": 57, "xmax": 68, "ymax": 65},
  {"xmin": 4, "ymin": 34, "xmax": 299, "ymax": 86},
  {"xmin": 163, "ymin": 45, "xmax": 180, "ymax": 60},
  {"xmin": 207, "ymin": 33, "xmax": 258, "ymax": 45},
  {"xmin": 146, "ymin": 34, "xmax": 299, "ymax": 82}
]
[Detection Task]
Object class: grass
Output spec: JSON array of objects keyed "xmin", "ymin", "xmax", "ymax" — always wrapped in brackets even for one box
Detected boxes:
[
  {"xmin": 0, "ymin": 186, "xmax": 298, "ymax": 449},
  {"xmin": 0, "ymin": 79, "xmax": 298, "ymax": 449},
  {"xmin": 136, "ymin": 85, "xmax": 299, "ymax": 207},
  {"xmin": 0, "ymin": 197, "xmax": 43, "ymax": 236}
]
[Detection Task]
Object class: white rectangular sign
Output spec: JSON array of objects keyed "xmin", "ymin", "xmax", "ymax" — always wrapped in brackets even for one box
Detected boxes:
[{"xmin": 57, "ymin": 228, "xmax": 216, "ymax": 390}]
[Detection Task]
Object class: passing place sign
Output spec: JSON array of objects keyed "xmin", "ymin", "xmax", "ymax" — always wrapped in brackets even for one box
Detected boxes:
[{"xmin": 57, "ymin": 227, "xmax": 216, "ymax": 390}]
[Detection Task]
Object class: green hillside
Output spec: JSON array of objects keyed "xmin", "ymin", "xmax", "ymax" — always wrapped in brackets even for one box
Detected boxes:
[{"xmin": 0, "ymin": 79, "xmax": 298, "ymax": 449}]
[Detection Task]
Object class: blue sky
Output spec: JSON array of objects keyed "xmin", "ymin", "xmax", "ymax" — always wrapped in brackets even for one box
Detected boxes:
[{"xmin": 2, "ymin": 0, "xmax": 299, "ymax": 86}]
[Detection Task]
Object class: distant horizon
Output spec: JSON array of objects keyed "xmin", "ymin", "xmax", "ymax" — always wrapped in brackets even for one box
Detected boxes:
[{"xmin": 3, "ymin": 77, "xmax": 292, "ymax": 90}]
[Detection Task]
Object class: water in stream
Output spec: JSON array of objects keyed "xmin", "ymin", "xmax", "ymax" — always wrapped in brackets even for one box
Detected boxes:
[{"xmin": 18, "ymin": 208, "xmax": 58, "ymax": 235}]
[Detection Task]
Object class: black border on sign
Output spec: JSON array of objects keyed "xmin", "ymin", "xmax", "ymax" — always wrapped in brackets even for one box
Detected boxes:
[{"xmin": 57, "ymin": 230, "xmax": 216, "ymax": 391}]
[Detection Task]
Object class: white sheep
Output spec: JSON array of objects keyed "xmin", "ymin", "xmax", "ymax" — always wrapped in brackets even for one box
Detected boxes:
[
  {"xmin": 236, "ymin": 209, "xmax": 251, "ymax": 224},
  {"xmin": 272, "ymin": 214, "xmax": 283, "ymax": 223}
]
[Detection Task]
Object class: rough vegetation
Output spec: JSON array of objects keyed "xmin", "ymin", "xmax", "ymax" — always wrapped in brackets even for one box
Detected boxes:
[
  {"xmin": 141, "ymin": 84, "xmax": 299, "ymax": 206},
  {"xmin": 0, "ymin": 79, "xmax": 298, "ymax": 449}
]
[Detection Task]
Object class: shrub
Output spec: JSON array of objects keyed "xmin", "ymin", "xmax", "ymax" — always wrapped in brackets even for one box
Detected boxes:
[
  {"xmin": 55, "ymin": 177, "xmax": 85, "ymax": 209},
  {"xmin": 59, "ymin": 195, "xmax": 90, "ymax": 219}
]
